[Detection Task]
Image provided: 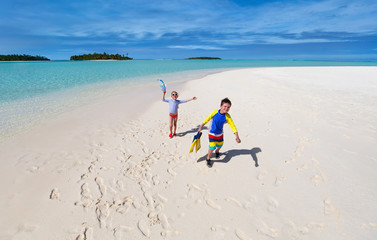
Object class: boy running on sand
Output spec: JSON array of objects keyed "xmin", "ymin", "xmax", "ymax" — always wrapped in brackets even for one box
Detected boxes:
[
  {"xmin": 163, "ymin": 90, "xmax": 197, "ymax": 138},
  {"xmin": 197, "ymin": 97, "xmax": 241, "ymax": 167}
]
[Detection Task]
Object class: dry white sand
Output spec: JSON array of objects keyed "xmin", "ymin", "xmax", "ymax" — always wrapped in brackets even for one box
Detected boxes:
[{"xmin": 1, "ymin": 67, "xmax": 377, "ymax": 239}]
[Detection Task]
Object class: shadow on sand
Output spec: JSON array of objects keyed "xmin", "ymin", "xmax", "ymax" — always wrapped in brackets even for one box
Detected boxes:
[
  {"xmin": 197, "ymin": 147, "xmax": 262, "ymax": 167},
  {"xmin": 176, "ymin": 125, "xmax": 208, "ymax": 137}
]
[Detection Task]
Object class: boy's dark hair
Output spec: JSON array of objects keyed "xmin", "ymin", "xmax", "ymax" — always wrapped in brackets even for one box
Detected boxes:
[{"xmin": 221, "ymin": 97, "xmax": 232, "ymax": 106}]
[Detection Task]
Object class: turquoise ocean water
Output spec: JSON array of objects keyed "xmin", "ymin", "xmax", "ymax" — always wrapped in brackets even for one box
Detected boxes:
[
  {"xmin": 1, "ymin": 59, "xmax": 376, "ymax": 139},
  {"xmin": 2, "ymin": 59, "xmax": 377, "ymax": 103}
]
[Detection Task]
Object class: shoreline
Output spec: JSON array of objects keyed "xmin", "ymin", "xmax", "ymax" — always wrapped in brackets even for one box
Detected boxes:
[
  {"xmin": 1, "ymin": 66, "xmax": 377, "ymax": 239},
  {"xmin": 0, "ymin": 67, "xmax": 233, "ymax": 141}
]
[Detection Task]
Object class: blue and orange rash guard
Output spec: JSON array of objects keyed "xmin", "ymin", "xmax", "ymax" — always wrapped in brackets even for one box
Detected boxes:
[{"xmin": 203, "ymin": 110, "xmax": 237, "ymax": 135}]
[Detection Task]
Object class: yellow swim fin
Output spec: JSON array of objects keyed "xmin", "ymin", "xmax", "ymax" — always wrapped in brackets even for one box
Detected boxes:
[
  {"xmin": 189, "ymin": 132, "xmax": 202, "ymax": 154},
  {"xmin": 189, "ymin": 139, "xmax": 197, "ymax": 154},
  {"xmin": 195, "ymin": 138, "xmax": 201, "ymax": 152}
]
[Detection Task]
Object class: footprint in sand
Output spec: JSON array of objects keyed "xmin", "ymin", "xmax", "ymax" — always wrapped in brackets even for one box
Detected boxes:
[
  {"xmin": 186, "ymin": 183, "xmax": 222, "ymax": 210},
  {"xmin": 81, "ymin": 173, "xmax": 89, "ymax": 180},
  {"xmin": 225, "ymin": 197, "xmax": 243, "ymax": 208},
  {"xmin": 167, "ymin": 168, "xmax": 177, "ymax": 176},
  {"xmin": 158, "ymin": 213, "xmax": 170, "ymax": 230},
  {"xmin": 257, "ymin": 170, "xmax": 268, "ymax": 180},
  {"xmin": 296, "ymin": 164, "xmax": 308, "ymax": 171},
  {"xmin": 323, "ymin": 198, "xmax": 340, "ymax": 217},
  {"xmin": 139, "ymin": 180, "xmax": 152, "ymax": 193},
  {"xmin": 88, "ymin": 164, "xmax": 95, "ymax": 173},
  {"xmin": 16, "ymin": 224, "xmax": 38, "ymax": 234},
  {"xmin": 311, "ymin": 172, "xmax": 327, "ymax": 186},
  {"xmin": 148, "ymin": 211, "xmax": 159, "ymax": 226},
  {"xmin": 360, "ymin": 222, "xmax": 377, "ymax": 230},
  {"xmin": 27, "ymin": 165, "xmax": 40, "ymax": 173},
  {"xmin": 257, "ymin": 221, "xmax": 278, "ymax": 238},
  {"xmin": 76, "ymin": 227, "xmax": 93, "ymax": 240},
  {"xmin": 152, "ymin": 175, "xmax": 160, "ymax": 185},
  {"xmin": 187, "ymin": 184, "xmax": 205, "ymax": 194},
  {"xmin": 205, "ymin": 199, "xmax": 222, "ymax": 210},
  {"xmin": 75, "ymin": 183, "xmax": 94, "ymax": 209},
  {"xmin": 50, "ymin": 188, "xmax": 60, "ymax": 200},
  {"xmin": 203, "ymin": 189, "xmax": 222, "ymax": 210},
  {"xmin": 267, "ymin": 197, "xmax": 279, "ymax": 212},
  {"xmin": 275, "ymin": 176, "xmax": 286, "ymax": 186},
  {"xmin": 342, "ymin": 148, "xmax": 357, "ymax": 155},
  {"xmin": 235, "ymin": 228, "xmax": 252, "ymax": 240},
  {"xmin": 154, "ymin": 193, "xmax": 168, "ymax": 204},
  {"xmin": 116, "ymin": 197, "xmax": 133, "ymax": 215},
  {"xmin": 95, "ymin": 177, "xmax": 107, "ymax": 198},
  {"xmin": 144, "ymin": 171, "xmax": 153, "ymax": 182},
  {"xmin": 143, "ymin": 191, "xmax": 155, "ymax": 209},
  {"xmin": 285, "ymin": 138, "xmax": 311, "ymax": 163},
  {"xmin": 138, "ymin": 219, "xmax": 151, "ymax": 237},
  {"xmin": 209, "ymin": 225, "xmax": 229, "ymax": 238},
  {"xmin": 116, "ymin": 180, "xmax": 124, "ymax": 191},
  {"xmin": 211, "ymin": 225, "xmax": 229, "ymax": 232},
  {"xmin": 285, "ymin": 220, "xmax": 310, "ymax": 236},
  {"xmin": 141, "ymin": 147, "xmax": 150, "ymax": 155},
  {"xmin": 307, "ymin": 222, "xmax": 325, "ymax": 231},
  {"xmin": 132, "ymin": 198, "xmax": 141, "ymax": 209},
  {"xmin": 113, "ymin": 226, "xmax": 132, "ymax": 240},
  {"xmin": 96, "ymin": 202, "xmax": 110, "ymax": 228},
  {"xmin": 161, "ymin": 230, "xmax": 181, "ymax": 237},
  {"xmin": 100, "ymin": 166, "xmax": 115, "ymax": 171}
]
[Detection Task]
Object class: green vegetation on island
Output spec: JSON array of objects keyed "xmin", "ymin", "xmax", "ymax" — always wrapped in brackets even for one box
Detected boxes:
[
  {"xmin": 186, "ymin": 57, "xmax": 221, "ymax": 60},
  {"xmin": 70, "ymin": 52, "xmax": 132, "ymax": 61},
  {"xmin": 0, "ymin": 54, "xmax": 50, "ymax": 61}
]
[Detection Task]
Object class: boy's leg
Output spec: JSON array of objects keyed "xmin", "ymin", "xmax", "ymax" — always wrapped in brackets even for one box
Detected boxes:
[
  {"xmin": 207, "ymin": 141, "xmax": 216, "ymax": 167},
  {"xmin": 215, "ymin": 147, "xmax": 222, "ymax": 159},
  {"xmin": 206, "ymin": 149, "xmax": 214, "ymax": 167},
  {"xmin": 214, "ymin": 136, "xmax": 223, "ymax": 159},
  {"xmin": 207, "ymin": 133, "xmax": 222, "ymax": 167},
  {"xmin": 207, "ymin": 149, "xmax": 214, "ymax": 159}
]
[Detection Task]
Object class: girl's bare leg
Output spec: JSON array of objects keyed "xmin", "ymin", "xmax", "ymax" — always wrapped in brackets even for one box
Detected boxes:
[
  {"xmin": 173, "ymin": 117, "xmax": 178, "ymax": 135},
  {"xmin": 169, "ymin": 116, "xmax": 173, "ymax": 135}
]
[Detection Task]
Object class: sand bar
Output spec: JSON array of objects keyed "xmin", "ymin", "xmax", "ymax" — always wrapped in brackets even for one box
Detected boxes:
[{"xmin": 1, "ymin": 67, "xmax": 377, "ymax": 239}]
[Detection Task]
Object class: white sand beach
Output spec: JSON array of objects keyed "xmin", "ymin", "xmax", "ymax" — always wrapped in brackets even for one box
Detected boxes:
[{"xmin": 1, "ymin": 67, "xmax": 377, "ymax": 239}]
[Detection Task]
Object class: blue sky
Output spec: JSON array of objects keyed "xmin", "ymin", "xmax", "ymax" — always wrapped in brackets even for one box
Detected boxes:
[{"xmin": 1, "ymin": 0, "xmax": 376, "ymax": 60}]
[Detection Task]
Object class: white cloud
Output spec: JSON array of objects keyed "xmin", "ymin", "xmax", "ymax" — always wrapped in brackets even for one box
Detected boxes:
[
  {"xmin": 207, "ymin": 35, "xmax": 352, "ymax": 46},
  {"xmin": 80, "ymin": 0, "xmax": 377, "ymax": 45},
  {"xmin": 2, "ymin": 0, "xmax": 376, "ymax": 49},
  {"xmin": 168, "ymin": 45, "xmax": 227, "ymax": 50}
]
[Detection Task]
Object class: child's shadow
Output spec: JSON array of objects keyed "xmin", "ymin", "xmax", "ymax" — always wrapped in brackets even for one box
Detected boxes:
[
  {"xmin": 177, "ymin": 125, "xmax": 208, "ymax": 137},
  {"xmin": 197, "ymin": 147, "xmax": 262, "ymax": 167}
]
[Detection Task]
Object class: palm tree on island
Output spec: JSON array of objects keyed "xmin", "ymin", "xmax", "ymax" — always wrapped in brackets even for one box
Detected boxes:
[
  {"xmin": 70, "ymin": 52, "xmax": 133, "ymax": 60},
  {"xmin": 0, "ymin": 54, "xmax": 50, "ymax": 61}
]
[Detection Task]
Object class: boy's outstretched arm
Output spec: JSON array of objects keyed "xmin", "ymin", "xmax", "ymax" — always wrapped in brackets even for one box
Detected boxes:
[
  {"xmin": 225, "ymin": 113, "xmax": 240, "ymax": 143},
  {"xmin": 234, "ymin": 132, "xmax": 241, "ymax": 143},
  {"xmin": 162, "ymin": 91, "xmax": 166, "ymax": 101}
]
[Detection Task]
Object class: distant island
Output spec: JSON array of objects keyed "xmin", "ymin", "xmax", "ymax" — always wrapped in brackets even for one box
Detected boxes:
[
  {"xmin": 186, "ymin": 57, "xmax": 221, "ymax": 60},
  {"xmin": 0, "ymin": 54, "xmax": 50, "ymax": 61},
  {"xmin": 70, "ymin": 52, "xmax": 132, "ymax": 61}
]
